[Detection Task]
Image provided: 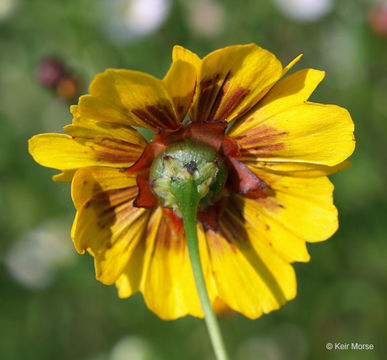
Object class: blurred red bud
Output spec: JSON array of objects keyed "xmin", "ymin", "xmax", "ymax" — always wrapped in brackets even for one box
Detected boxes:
[
  {"xmin": 37, "ymin": 57, "xmax": 81, "ymax": 101},
  {"xmin": 368, "ymin": 2, "xmax": 387, "ymax": 38},
  {"xmin": 37, "ymin": 57, "xmax": 68, "ymax": 89},
  {"xmin": 56, "ymin": 76, "xmax": 81, "ymax": 102}
]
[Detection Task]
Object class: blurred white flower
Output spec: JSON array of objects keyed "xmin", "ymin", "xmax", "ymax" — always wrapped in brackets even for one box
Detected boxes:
[
  {"xmin": 237, "ymin": 336, "xmax": 284, "ymax": 360},
  {"xmin": 236, "ymin": 323, "xmax": 309, "ymax": 360},
  {"xmin": 110, "ymin": 335, "xmax": 155, "ymax": 360},
  {"xmin": 273, "ymin": 0, "xmax": 332, "ymax": 22},
  {"xmin": 103, "ymin": 0, "xmax": 171, "ymax": 44},
  {"xmin": 0, "ymin": 0, "xmax": 18, "ymax": 22},
  {"xmin": 4, "ymin": 219, "xmax": 74, "ymax": 290},
  {"xmin": 320, "ymin": 23, "xmax": 365, "ymax": 88},
  {"xmin": 271, "ymin": 323, "xmax": 309, "ymax": 360},
  {"xmin": 186, "ymin": 0, "xmax": 225, "ymax": 38}
]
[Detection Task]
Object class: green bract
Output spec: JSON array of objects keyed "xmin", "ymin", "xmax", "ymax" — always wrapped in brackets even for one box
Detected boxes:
[{"xmin": 150, "ymin": 140, "xmax": 228, "ymax": 215}]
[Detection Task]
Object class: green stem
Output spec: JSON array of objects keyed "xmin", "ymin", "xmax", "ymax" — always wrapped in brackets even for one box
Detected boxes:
[{"xmin": 176, "ymin": 181, "xmax": 230, "ymax": 360}]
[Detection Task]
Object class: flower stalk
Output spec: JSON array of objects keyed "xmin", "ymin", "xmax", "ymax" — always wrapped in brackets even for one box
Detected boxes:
[
  {"xmin": 175, "ymin": 180, "xmax": 230, "ymax": 360},
  {"xmin": 150, "ymin": 140, "xmax": 229, "ymax": 360}
]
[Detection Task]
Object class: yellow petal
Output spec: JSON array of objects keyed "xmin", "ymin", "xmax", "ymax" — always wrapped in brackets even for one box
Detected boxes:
[
  {"xmin": 115, "ymin": 207, "xmax": 163, "ymax": 299},
  {"xmin": 248, "ymin": 171, "xmax": 339, "ymax": 244},
  {"xmin": 282, "ymin": 54, "xmax": 303, "ymax": 76},
  {"xmin": 141, "ymin": 208, "xmax": 204, "ymax": 320},
  {"xmin": 71, "ymin": 169, "xmax": 150, "ymax": 284},
  {"xmin": 228, "ymin": 195, "xmax": 310, "ymax": 263},
  {"xmin": 115, "ymin": 238, "xmax": 146, "ymax": 298},
  {"xmin": 229, "ymin": 68, "xmax": 326, "ymax": 136},
  {"xmin": 52, "ymin": 169, "xmax": 77, "ymax": 182},
  {"xmin": 247, "ymin": 160, "xmax": 351, "ymax": 178},
  {"xmin": 191, "ymin": 44, "xmax": 283, "ymax": 123},
  {"xmin": 204, "ymin": 210, "xmax": 296, "ymax": 319},
  {"xmin": 163, "ymin": 59, "xmax": 197, "ymax": 121},
  {"xmin": 212, "ymin": 297, "xmax": 232, "ymax": 316},
  {"xmin": 29, "ymin": 130, "xmax": 144, "ymax": 170},
  {"xmin": 79, "ymin": 69, "xmax": 180, "ymax": 130},
  {"xmin": 71, "ymin": 166, "xmax": 137, "ymax": 210},
  {"xmin": 116, "ymin": 210, "xmax": 220, "ymax": 319},
  {"xmin": 172, "ymin": 45, "xmax": 201, "ymax": 69},
  {"xmin": 65, "ymin": 118, "xmax": 147, "ymax": 147},
  {"xmin": 235, "ymin": 102, "xmax": 355, "ymax": 166},
  {"xmin": 117, "ymin": 208, "xmax": 219, "ymax": 320}
]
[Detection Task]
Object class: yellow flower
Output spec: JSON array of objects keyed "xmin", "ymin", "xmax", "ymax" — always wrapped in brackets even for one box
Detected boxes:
[{"xmin": 29, "ymin": 44, "xmax": 355, "ymax": 320}]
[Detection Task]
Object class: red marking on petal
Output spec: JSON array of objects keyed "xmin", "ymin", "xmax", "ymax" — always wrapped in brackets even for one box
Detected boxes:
[
  {"xmin": 131, "ymin": 108, "xmax": 160, "ymax": 129},
  {"xmin": 85, "ymin": 137, "xmax": 142, "ymax": 164},
  {"xmin": 133, "ymin": 169, "xmax": 157, "ymax": 208},
  {"xmin": 207, "ymin": 74, "xmax": 231, "ymax": 121},
  {"xmin": 226, "ymin": 157, "xmax": 266, "ymax": 197},
  {"xmin": 155, "ymin": 217, "xmax": 170, "ymax": 248},
  {"xmin": 237, "ymin": 125, "xmax": 288, "ymax": 147},
  {"xmin": 94, "ymin": 151, "xmax": 137, "ymax": 163},
  {"xmin": 198, "ymin": 202, "xmax": 221, "ymax": 231},
  {"xmin": 219, "ymin": 211, "xmax": 244, "ymax": 249},
  {"xmin": 214, "ymin": 87, "xmax": 249, "ymax": 121},
  {"xmin": 256, "ymin": 195, "xmax": 284, "ymax": 212},
  {"xmin": 197, "ymin": 74, "xmax": 221, "ymax": 122},
  {"xmin": 207, "ymin": 231, "xmax": 226, "ymax": 253},
  {"xmin": 105, "ymin": 187, "xmax": 138, "ymax": 206},
  {"xmin": 176, "ymin": 102, "xmax": 185, "ymax": 117},
  {"xmin": 248, "ymin": 143, "xmax": 285, "ymax": 151},
  {"xmin": 146, "ymin": 105, "xmax": 178, "ymax": 130},
  {"xmin": 163, "ymin": 207, "xmax": 184, "ymax": 237},
  {"xmin": 97, "ymin": 138, "xmax": 143, "ymax": 152},
  {"xmin": 131, "ymin": 103, "xmax": 179, "ymax": 130}
]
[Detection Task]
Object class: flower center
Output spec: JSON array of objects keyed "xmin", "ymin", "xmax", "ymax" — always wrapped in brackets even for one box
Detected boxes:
[{"xmin": 149, "ymin": 140, "xmax": 228, "ymax": 215}]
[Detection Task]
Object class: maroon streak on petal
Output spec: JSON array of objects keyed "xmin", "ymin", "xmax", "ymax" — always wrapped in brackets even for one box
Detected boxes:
[
  {"xmin": 163, "ymin": 207, "xmax": 184, "ymax": 237},
  {"xmin": 78, "ymin": 137, "xmax": 142, "ymax": 164},
  {"xmin": 95, "ymin": 138, "xmax": 144, "ymax": 151},
  {"xmin": 246, "ymin": 143, "xmax": 285, "ymax": 152},
  {"xmin": 94, "ymin": 151, "xmax": 138, "ymax": 164},
  {"xmin": 207, "ymin": 72, "xmax": 231, "ymax": 121},
  {"xmin": 131, "ymin": 108, "xmax": 161, "ymax": 129},
  {"xmin": 131, "ymin": 103, "xmax": 179, "ymax": 130},
  {"xmin": 196, "ymin": 74, "xmax": 221, "ymax": 122},
  {"xmin": 214, "ymin": 87, "xmax": 249, "ymax": 122},
  {"xmin": 146, "ymin": 105, "xmax": 178, "ymax": 130},
  {"xmin": 240, "ymin": 144, "xmax": 285, "ymax": 160},
  {"xmin": 197, "ymin": 201, "xmax": 223, "ymax": 231},
  {"xmin": 219, "ymin": 210, "xmax": 244, "ymax": 247},
  {"xmin": 155, "ymin": 216, "xmax": 170, "ymax": 248},
  {"xmin": 236, "ymin": 124, "xmax": 288, "ymax": 148}
]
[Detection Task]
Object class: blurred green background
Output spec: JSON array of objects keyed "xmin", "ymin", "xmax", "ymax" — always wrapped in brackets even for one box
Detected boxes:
[{"xmin": 1, "ymin": 0, "xmax": 386, "ymax": 359}]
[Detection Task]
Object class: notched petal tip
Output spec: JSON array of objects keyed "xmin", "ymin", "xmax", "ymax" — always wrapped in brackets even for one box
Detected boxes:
[
  {"xmin": 52, "ymin": 169, "xmax": 76, "ymax": 183},
  {"xmin": 172, "ymin": 45, "xmax": 201, "ymax": 65}
]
